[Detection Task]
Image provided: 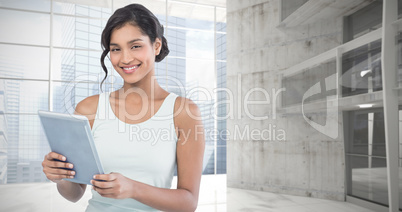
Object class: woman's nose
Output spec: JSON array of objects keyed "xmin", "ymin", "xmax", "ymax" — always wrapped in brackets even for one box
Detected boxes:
[{"xmin": 121, "ymin": 50, "xmax": 133, "ymax": 64}]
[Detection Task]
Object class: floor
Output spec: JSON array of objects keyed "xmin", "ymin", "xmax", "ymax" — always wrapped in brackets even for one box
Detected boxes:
[
  {"xmin": 351, "ymin": 167, "xmax": 393, "ymax": 206},
  {"xmin": 0, "ymin": 174, "xmax": 377, "ymax": 212},
  {"xmin": 195, "ymin": 175, "xmax": 376, "ymax": 212}
]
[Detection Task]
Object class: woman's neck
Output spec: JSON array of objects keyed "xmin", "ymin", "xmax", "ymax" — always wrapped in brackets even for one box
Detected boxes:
[{"xmin": 117, "ymin": 76, "xmax": 165, "ymax": 101}]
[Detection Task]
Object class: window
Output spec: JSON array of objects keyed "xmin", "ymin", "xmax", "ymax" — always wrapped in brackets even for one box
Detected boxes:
[
  {"xmin": 0, "ymin": 0, "xmax": 226, "ymax": 184},
  {"xmin": 341, "ymin": 40, "xmax": 382, "ymax": 97},
  {"xmin": 344, "ymin": 0, "xmax": 402, "ymax": 43},
  {"xmin": 343, "ymin": 1, "xmax": 383, "ymax": 43}
]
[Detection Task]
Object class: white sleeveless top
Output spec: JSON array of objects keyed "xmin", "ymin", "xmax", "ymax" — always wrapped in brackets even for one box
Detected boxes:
[{"xmin": 86, "ymin": 92, "xmax": 179, "ymax": 212}]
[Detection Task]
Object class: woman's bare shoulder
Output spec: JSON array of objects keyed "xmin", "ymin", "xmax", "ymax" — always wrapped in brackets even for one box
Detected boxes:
[
  {"xmin": 173, "ymin": 96, "xmax": 202, "ymax": 125},
  {"xmin": 74, "ymin": 94, "xmax": 100, "ymax": 118}
]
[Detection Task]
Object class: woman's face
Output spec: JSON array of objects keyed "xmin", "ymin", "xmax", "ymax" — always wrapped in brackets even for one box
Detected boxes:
[{"xmin": 109, "ymin": 23, "xmax": 161, "ymax": 84}]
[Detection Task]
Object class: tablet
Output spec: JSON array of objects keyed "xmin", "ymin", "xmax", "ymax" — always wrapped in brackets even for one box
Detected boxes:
[{"xmin": 38, "ymin": 110, "xmax": 104, "ymax": 185}]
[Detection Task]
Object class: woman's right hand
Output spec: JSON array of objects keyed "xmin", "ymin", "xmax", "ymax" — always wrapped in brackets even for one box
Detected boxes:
[{"xmin": 42, "ymin": 152, "xmax": 75, "ymax": 183}]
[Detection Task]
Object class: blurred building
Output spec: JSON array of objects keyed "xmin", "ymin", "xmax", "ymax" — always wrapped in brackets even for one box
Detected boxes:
[{"xmin": 0, "ymin": 80, "xmax": 8, "ymax": 184}]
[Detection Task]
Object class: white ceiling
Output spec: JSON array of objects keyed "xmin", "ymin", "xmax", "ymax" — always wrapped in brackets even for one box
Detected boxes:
[
  {"xmin": 168, "ymin": 0, "xmax": 226, "ymax": 8},
  {"xmin": 53, "ymin": 0, "xmax": 226, "ymax": 22}
]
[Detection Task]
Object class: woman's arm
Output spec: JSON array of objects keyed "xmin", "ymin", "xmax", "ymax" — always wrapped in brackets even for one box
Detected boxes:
[
  {"xmin": 56, "ymin": 178, "xmax": 88, "ymax": 202},
  {"xmin": 91, "ymin": 97, "xmax": 205, "ymax": 212}
]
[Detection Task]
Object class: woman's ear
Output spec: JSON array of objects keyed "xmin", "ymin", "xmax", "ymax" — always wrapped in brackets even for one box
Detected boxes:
[{"xmin": 154, "ymin": 38, "xmax": 162, "ymax": 55}]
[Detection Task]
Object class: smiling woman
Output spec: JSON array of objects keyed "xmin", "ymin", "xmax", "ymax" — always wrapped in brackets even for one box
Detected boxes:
[
  {"xmin": 0, "ymin": 0, "xmax": 227, "ymax": 210},
  {"xmin": 41, "ymin": 3, "xmax": 205, "ymax": 212}
]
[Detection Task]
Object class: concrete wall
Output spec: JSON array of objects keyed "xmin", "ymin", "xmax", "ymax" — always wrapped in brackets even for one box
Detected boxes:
[{"xmin": 226, "ymin": 0, "xmax": 345, "ymax": 200}]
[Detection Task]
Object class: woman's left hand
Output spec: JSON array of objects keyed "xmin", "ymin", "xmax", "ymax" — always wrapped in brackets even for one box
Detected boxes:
[{"xmin": 91, "ymin": 172, "xmax": 134, "ymax": 199}]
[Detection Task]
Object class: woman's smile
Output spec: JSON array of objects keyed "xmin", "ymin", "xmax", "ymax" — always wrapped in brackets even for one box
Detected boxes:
[{"xmin": 122, "ymin": 64, "xmax": 141, "ymax": 74}]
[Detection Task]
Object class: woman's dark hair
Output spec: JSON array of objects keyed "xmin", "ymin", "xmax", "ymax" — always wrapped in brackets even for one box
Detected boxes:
[{"xmin": 100, "ymin": 4, "xmax": 169, "ymax": 88}]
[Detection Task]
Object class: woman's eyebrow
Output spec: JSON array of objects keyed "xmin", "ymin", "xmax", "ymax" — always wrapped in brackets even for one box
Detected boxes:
[
  {"xmin": 127, "ymin": 38, "xmax": 143, "ymax": 44},
  {"xmin": 110, "ymin": 39, "xmax": 143, "ymax": 46}
]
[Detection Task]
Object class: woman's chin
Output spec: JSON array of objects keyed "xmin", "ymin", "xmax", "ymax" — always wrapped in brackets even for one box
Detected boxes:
[{"xmin": 123, "ymin": 79, "xmax": 140, "ymax": 85}]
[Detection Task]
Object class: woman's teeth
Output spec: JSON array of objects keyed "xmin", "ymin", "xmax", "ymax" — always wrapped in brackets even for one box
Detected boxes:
[{"xmin": 123, "ymin": 65, "xmax": 138, "ymax": 70}]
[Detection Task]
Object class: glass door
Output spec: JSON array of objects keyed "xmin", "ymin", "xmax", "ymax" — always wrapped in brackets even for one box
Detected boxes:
[{"xmin": 345, "ymin": 109, "xmax": 388, "ymax": 206}]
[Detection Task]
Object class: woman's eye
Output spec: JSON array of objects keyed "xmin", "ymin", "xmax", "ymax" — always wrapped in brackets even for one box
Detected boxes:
[
  {"xmin": 131, "ymin": 45, "xmax": 141, "ymax": 49},
  {"xmin": 111, "ymin": 48, "xmax": 120, "ymax": 52}
]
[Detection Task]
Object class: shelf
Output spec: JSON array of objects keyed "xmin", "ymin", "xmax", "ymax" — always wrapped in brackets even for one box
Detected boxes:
[
  {"xmin": 394, "ymin": 86, "xmax": 402, "ymax": 91},
  {"xmin": 281, "ymin": 28, "xmax": 382, "ymax": 78},
  {"xmin": 277, "ymin": 91, "xmax": 402, "ymax": 115},
  {"xmin": 392, "ymin": 18, "xmax": 402, "ymax": 29}
]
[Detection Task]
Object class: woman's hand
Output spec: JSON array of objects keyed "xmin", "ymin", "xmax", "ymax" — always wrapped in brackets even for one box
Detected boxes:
[
  {"xmin": 91, "ymin": 172, "xmax": 134, "ymax": 199},
  {"xmin": 42, "ymin": 152, "xmax": 75, "ymax": 183}
]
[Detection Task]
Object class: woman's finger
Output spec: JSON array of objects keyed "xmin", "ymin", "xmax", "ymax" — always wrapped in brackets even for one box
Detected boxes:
[
  {"xmin": 46, "ymin": 173, "xmax": 74, "ymax": 180},
  {"xmin": 91, "ymin": 180, "xmax": 113, "ymax": 189},
  {"xmin": 47, "ymin": 161, "xmax": 74, "ymax": 169},
  {"xmin": 43, "ymin": 166, "xmax": 75, "ymax": 176},
  {"xmin": 46, "ymin": 152, "xmax": 66, "ymax": 161},
  {"xmin": 93, "ymin": 173, "xmax": 117, "ymax": 181}
]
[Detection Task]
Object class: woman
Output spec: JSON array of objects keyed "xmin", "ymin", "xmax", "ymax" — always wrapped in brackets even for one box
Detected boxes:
[{"xmin": 42, "ymin": 4, "xmax": 205, "ymax": 212}]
